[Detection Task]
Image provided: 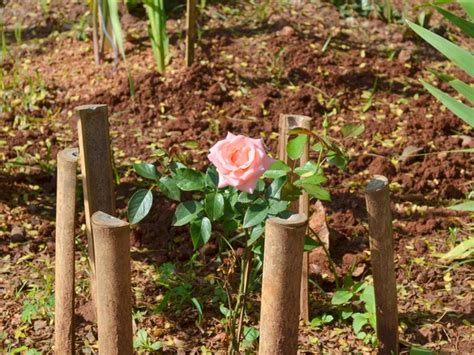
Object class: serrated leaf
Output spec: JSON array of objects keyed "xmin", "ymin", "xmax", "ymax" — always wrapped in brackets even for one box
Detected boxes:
[
  {"xmin": 133, "ymin": 163, "xmax": 159, "ymax": 180},
  {"xmin": 266, "ymin": 176, "xmax": 287, "ymax": 199},
  {"xmin": 263, "ymin": 160, "xmax": 291, "ymax": 179},
  {"xmin": 205, "ymin": 192, "xmax": 224, "ymax": 221},
  {"xmin": 287, "ymin": 135, "xmax": 308, "ymax": 160},
  {"xmin": 128, "ymin": 189, "xmax": 153, "ymax": 224},
  {"xmin": 302, "ymin": 184, "xmax": 331, "ymax": 201},
  {"xmin": 206, "ymin": 165, "xmax": 219, "ymax": 188},
  {"xmin": 175, "ymin": 169, "xmax": 206, "ymax": 191},
  {"xmin": 247, "ymin": 223, "xmax": 265, "ymax": 246},
  {"xmin": 294, "ymin": 161, "xmax": 320, "ymax": 177},
  {"xmin": 173, "ymin": 201, "xmax": 203, "ymax": 226},
  {"xmin": 190, "ymin": 218, "xmax": 212, "ymax": 249},
  {"xmin": 243, "ymin": 203, "xmax": 269, "ymax": 228},
  {"xmin": 158, "ymin": 176, "xmax": 181, "ymax": 201}
]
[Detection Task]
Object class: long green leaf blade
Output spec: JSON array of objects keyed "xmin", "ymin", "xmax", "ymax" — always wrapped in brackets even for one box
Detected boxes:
[
  {"xmin": 406, "ymin": 20, "xmax": 474, "ymax": 77},
  {"xmin": 107, "ymin": 0, "xmax": 126, "ymax": 59},
  {"xmin": 434, "ymin": 6, "xmax": 474, "ymax": 37},
  {"xmin": 459, "ymin": 0, "xmax": 474, "ymax": 21},
  {"xmin": 449, "ymin": 79, "xmax": 474, "ymax": 105},
  {"xmin": 421, "ymin": 79, "xmax": 474, "ymax": 127}
]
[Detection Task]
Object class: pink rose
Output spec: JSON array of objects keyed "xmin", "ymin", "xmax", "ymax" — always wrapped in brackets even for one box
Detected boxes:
[{"xmin": 208, "ymin": 132, "xmax": 275, "ymax": 193}]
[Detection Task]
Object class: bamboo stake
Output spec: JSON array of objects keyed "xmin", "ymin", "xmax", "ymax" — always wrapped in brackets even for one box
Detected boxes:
[
  {"xmin": 278, "ymin": 114, "xmax": 312, "ymax": 322},
  {"xmin": 185, "ymin": 0, "xmax": 197, "ymax": 67},
  {"xmin": 259, "ymin": 214, "xmax": 307, "ymax": 355},
  {"xmin": 92, "ymin": 211, "xmax": 133, "ymax": 355},
  {"xmin": 54, "ymin": 148, "xmax": 78, "ymax": 355},
  {"xmin": 76, "ymin": 104, "xmax": 115, "ymax": 309},
  {"xmin": 365, "ymin": 175, "xmax": 399, "ymax": 355}
]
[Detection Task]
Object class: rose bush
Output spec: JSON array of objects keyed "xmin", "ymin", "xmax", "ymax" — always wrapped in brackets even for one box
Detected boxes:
[{"xmin": 126, "ymin": 125, "xmax": 363, "ymax": 352}]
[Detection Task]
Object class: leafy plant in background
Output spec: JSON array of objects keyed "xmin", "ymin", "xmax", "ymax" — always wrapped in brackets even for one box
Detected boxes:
[
  {"xmin": 133, "ymin": 329, "xmax": 163, "ymax": 352},
  {"xmin": 331, "ymin": 276, "xmax": 377, "ymax": 345},
  {"xmin": 144, "ymin": 0, "xmax": 169, "ymax": 73},
  {"xmin": 406, "ymin": 1, "xmax": 474, "ymax": 129},
  {"xmin": 127, "ymin": 122, "xmax": 364, "ymax": 352}
]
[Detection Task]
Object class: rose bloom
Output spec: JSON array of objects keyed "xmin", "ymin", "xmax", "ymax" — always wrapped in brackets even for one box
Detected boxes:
[{"xmin": 208, "ymin": 133, "xmax": 275, "ymax": 193}]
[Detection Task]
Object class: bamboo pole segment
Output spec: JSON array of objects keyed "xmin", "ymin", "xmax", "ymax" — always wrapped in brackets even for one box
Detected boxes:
[
  {"xmin": 54, "ymin": 148, "xmax": 78, "ymax": 355},
  {"xmin": 185, "ymin": 0, "xmax": 197, "ymax": 67},
  {"xmin": 259, "ymin": 214, "xmax": 307, "ymax": 355},
  {"xmin": 76, "ymin": 104, "xmax": 115, "ymax": 271},
  {"xmin": 278, "ymin": 114, "xmax": 312, "ymax": 322},
  {"xmin": 365, "ymin": 175, "xmax": 399, "ymax": 355},
  {"xmin": 92, "ymin": 211, "xmax": 133, "ymax": 355}
]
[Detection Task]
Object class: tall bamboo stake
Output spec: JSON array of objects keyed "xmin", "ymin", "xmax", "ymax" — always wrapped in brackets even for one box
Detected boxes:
[
  {"xmin": 76, "ymin": 104, "xmax": 115, "ymax": 308},
  {"xmin": 365, "ymin": 175, "xmax": 399, "ymax": 355},
  {"xmin": 278, "ymin": 114, "xmax": 312, "ymax": 322},
  {"xmin": 259, "ymin": 214, "xmax": 308, "ymax": 355},
  {"xmin": 92, "ymin": 211, "xmax": 133, "ymax": 355},
  {"xmin": 185, "ymin": 0, "xmax": 197, "ymax": 67},
  {"xmin": 54, "ymin": 148, "xmax": 78, "ymax": 355}
]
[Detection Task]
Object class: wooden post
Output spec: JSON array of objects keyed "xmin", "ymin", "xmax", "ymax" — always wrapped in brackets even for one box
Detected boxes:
[
  {"xmin": 365, "ymin": 175, "xmax": 399, "ymax": 355},
  {"xmin": 278, "ymin": 114, "xmax": 312, "ymax": 322},
  {"xmin": 76, "ymin": 104, "xmax": 115, "ymax": 271},
  {"xmin": 54, "ymin": 148, "xmax": 78, "ymax": 355},
  {"xmin": 259, "ymin": 214, "xmax": 307, "ymax": 355},
  {"xmin": 92, "ymin": 211, "xmax": 133, "ymax": 355},
  {"xmin": 185, "ymin": 0, "xmax": 197, "ymax": 67}
]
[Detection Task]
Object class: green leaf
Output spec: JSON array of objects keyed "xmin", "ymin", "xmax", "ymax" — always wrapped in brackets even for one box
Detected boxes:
[
  {"xmin": 327, "ymin": 150, "xmax": 348, "ymax": 170},
  {"xmin": 448, "ymin": 200, "xmax": 474, "ymax": 211},
  {"xmin": 294, "ymin": 161, "xmax": 320, "ymax": 177},
  {"xmin": 304, "ymin": 236, "xmax": 321, "ymax": 252},
  {"xmin": 133, "ymin": 163, "xmax": 159, "ymax": 180},
  {"xmin": 360, "ymin": 285, "xmax": 376, "ymax": 314},
  {"xmin": 243, "ymin": 202, "xmax": 269, "ymax": 228},
  {"xmin": 263, "ymin": 160, "xmax": 291, "ymax": 179},
  {"xmin": 440, "ymin": 237, "xmax": 474, "ymax": 260},
  {"xmin": 281, "ymin": 181, "xmax": 301, "ymax": 201},
  {"xmin": 302, "ymin": 184, "xmax": 331, "ymax": 201},
  {"xmin": 341, "ymin": 307, "xmax": 353, "ymax": 319},
  {"xmin": 406, "ymin": 20, "xmax": 474, "ymax": 77},
  {"xmin": 331, "ymin": 289, "xmax": 354, "ymax": 305},
  {"xmin": 205, "ymin": 192, "xmax": 225, "ymax": 221},
  {"xmin": 459, "ymin": 0, "xmax": 474, "ymax": 21},
  {"xmin": 191, "ymin": 297, "xmax": 203, "ymax": 323},
  {"xmin": 268, "ymin": 198, "xmax": 289, "ymax": 215},
  {"xmin": 352, "ymin": 313, "xmax": 369, "ymax": 334},
  {"xmin": 173, "ymin": 201, "xmax": 203, "ymax": 226},
  {"xmin": 238, "ymin": 192, "xmax": 258, "ymax": 203},
  {"xmin": 434, "ymin": 6, "xmax": 474, "ymax": 37},
  {"xmin": 201, "ymin": 217, "xmax": 212, "ymax": 244},
  {"xmin": 341, "ymin": 123, "xmax": 365, "ymax": 138},
  {"xmin": 175, "ymin": 169, "xmax": 206, "ymax": 191},
  {"xmin": 247, "ymin": 224, "xmax": 265, "ymax": 246},
  {"xmin": 266, "ymin": 176, "xmax": 287, "ymax": 199},
  {"xmin": 107, "ymin": 0, "xmax": 126, "ymax": 59},
  {"xmin": 169, "ymin": 161, "xmax": 187, "ymax": 175},
  {"xmin": 287, "ymin": 135, "xmax": 308, "ymax": 160},
  {"xmin": 128, "ymin": 189, "xmax": 153, "ymax": 224},
  {"xmin": 410, "ymin": 346, "xmax": 437, "ymax": 355},
  {"xmin": 158, "ymin": 176, "xmax": 181, "ymax": 201},
  {"xmin": 449, "ymin": 79, "xmax": 474, "ymax": 105},
  {"xmin": 294, "ymin": 174, "xmax": 327, "ymax": 187},
  {"xmin": 421, "ymin": 79, "xmax": 474, "ymax": 127},
  {"xmin": 206, "ymin": 165, "xmax": 219, "ymax": 188}
]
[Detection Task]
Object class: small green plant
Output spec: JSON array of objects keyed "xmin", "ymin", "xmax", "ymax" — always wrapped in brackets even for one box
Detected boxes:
[
  {"xmin": 331, "ymin": 276, "xmax": 378, "ymax": 345},
  {"xmin": 133, "ymin": 329, "xmax": 163, "ymax": 352},
  {"xmin": 144, "ymin": 0, "xmax": 169, "ymax": 73}
]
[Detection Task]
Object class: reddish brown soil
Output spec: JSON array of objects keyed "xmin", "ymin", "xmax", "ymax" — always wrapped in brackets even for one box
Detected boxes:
[{"xmin": 0, "ymin": 0, "xmax": 472, "ymax": 353}]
